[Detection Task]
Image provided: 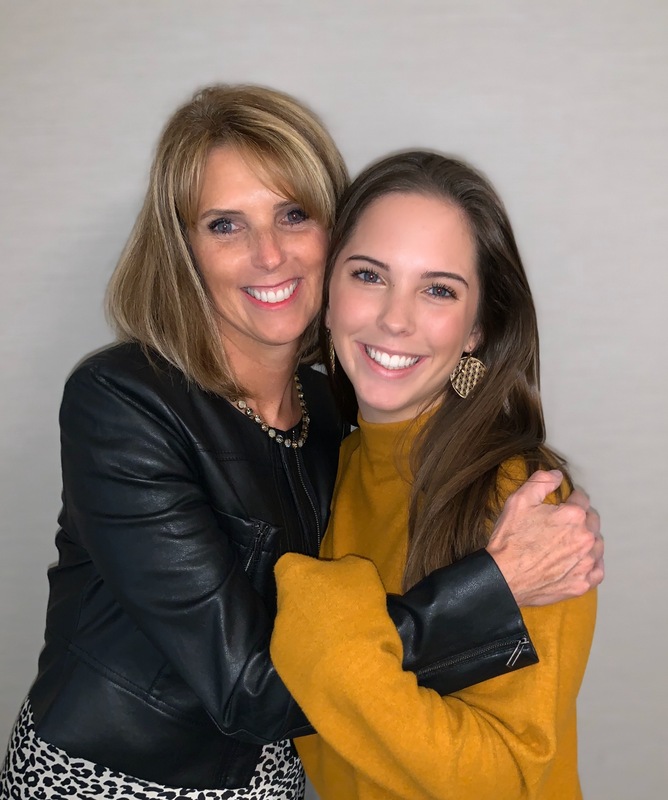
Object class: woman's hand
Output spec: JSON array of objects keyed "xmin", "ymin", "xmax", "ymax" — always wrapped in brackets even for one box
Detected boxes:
[{"xmin": 487, "ymin": 469, "xmax": 604, "ymax": 606}]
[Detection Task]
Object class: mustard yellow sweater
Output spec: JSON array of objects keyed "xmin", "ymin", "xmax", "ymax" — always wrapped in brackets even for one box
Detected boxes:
[{"xmin": 271, "ymin": 415, "xmax": 597, "ymax": 800}]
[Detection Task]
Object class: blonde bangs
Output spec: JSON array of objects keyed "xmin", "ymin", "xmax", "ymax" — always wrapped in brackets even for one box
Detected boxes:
[
  {"xmin": 232, "ymin": 134, "xmax": 336, "ymax": 229},
  {"xmin": 170, "ymin": 138, "xmax": 212, "ymax": 230}
]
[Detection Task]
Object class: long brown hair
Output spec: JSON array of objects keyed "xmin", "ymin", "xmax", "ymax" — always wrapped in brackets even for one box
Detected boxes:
[
  {"xmin": 106, "ymin": 84, "xmax": 348, "ymax": 396},
  {"xmin": 323, "ymin": 151, "xmax": 568, "ymax": 589}
]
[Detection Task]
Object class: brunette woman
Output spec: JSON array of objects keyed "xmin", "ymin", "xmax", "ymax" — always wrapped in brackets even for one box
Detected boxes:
[{"xmin": 272, "ymin": 151, "xmax": 598, "ymax": 799}]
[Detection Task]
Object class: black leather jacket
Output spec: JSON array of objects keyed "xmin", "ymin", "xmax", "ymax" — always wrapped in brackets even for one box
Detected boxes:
[{"xmin": 28, "ymin": 343, "xmax": 536, "ymax": 789}]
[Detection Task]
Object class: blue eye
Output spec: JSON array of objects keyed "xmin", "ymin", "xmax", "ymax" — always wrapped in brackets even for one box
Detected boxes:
[
  {"xmin": 427, "ymin": 283, "xmax": 456, "ymax": 299},
  {"xmin": 284, "ymin": 207, "xmax": 309, "ymax": 225},
  {"xmin": 208, "ymin": 218, "xmax": 237, "ymax": 235},
  {"xmin": 351, "ymin": 268, "xmax": 381, "ymax": 284}
]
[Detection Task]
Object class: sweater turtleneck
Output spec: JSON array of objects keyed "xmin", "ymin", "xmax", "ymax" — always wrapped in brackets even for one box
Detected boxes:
[{"xmin": 321, "ymin": 411, "xmax": 431, "ymax": 594}]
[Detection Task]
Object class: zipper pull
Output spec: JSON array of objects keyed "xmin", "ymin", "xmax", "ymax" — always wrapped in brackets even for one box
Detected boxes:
[{"xmin": 506, "ymin": 636, "xmax": 530, "ymax": 668}]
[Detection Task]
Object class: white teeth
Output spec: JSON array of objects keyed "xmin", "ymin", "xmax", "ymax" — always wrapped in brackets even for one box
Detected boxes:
[
  {"xmin": 365, "ymin": 346, "xmax": 420, "ymax": 370},
  {"xmin": 246, "ymin": 281, "xmax": 298, "ymax": 304}
]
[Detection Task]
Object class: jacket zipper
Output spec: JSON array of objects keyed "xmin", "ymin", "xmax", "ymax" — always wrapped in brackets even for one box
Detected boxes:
[
  {"xmin": 416, "ymin": 635, "xmax": 531, "ymax": 680},
  {"xmin": 244, "ymin": 522, "xmax": 271, "ymax": 574},
  {"xmin": 506, "ymin": 636, "xmax": 531, "ymax": 667},
  {"xmin": 294, "ymin": 450, "xmax": 321, "ymax": 548}
]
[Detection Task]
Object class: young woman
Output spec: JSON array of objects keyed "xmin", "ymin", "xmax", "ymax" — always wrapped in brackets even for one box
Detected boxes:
[
  {"xmin": 0, "ymin": 86, "xmax": 601, "ymax": 799},
  {"xmin": 271, "ymin": 151, "xmax": 598, "ymax": 799}
]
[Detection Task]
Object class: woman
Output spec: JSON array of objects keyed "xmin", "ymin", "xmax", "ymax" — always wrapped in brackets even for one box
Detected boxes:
[
  {"xmin": 271, "ymin": 151, "xmax": 598, "ymax": 799},
  {"xmin": 0, "ymin": 87, "xmax": 601, "ymax": 799}
]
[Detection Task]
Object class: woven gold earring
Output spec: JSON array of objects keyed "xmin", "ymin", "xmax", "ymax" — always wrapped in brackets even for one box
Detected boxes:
[
  {"xmin": 326, "ymin": 328, "xmax": 336, "ymax": 374},
  {"xmin": 450, "ymin": 353, "xmax": 486, "ymax": 398}
]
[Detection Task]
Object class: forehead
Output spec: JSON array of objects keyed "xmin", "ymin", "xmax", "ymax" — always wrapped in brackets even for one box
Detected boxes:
[
  {"xmin": 198, "ymin": 145, "xmax": 286, "ymax": 202},
  {"xmin": 344, "ymin": 192, "xmax": 476, "ymax": 273}
]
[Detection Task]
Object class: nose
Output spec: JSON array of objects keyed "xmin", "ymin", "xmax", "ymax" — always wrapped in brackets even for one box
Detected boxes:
[
  {"xmin": 251, "ymin": 228, "xmax": 286, "ymax": 272},
  {"xmin": 377, "ymin": 289, "xmax": 415, "ymax": 336}
]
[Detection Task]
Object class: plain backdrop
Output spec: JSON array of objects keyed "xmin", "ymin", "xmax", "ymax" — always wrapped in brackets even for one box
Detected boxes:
[{"xmin": 1, "ymin": 2, "xmax": 666, "ymax": 798}]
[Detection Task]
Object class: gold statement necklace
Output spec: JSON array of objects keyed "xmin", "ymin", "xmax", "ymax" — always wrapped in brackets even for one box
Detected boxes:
[{"xmin": 235, "ymin": 374, "xmax": 310, "ymax": 449}]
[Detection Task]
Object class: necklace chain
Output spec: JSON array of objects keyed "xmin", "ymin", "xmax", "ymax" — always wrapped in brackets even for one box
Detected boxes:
[{"xmin": 235, "ymin": 374, "xmax": 310, "ymax": 449}]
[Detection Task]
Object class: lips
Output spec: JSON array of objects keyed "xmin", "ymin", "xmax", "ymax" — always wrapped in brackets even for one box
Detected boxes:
[
  {"xmin": 244, "ymin": 280, "xmax": 299, "ymax": 304},
  {"xmin": 364, "ymin": 345, "xmax": 421, "ymax": 371}
]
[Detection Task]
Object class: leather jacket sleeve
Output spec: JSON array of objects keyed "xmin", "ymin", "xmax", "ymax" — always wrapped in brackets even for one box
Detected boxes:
[
  {"xmin": 387, "ymin": 550, "xmax": 537, "ymax": 695},
  {"xmin": 60, "ymin": 361, "xmax": 533, "ymax": 746}
]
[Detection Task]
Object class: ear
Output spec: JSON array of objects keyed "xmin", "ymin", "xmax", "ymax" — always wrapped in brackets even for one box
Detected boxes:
[
  {"xmin": 465, "ymin": 324, "xmax": 481, "ymax": 354},
  {"xmin": 324, "ymin": 306, "xmax": 331, "ymax": 330}
]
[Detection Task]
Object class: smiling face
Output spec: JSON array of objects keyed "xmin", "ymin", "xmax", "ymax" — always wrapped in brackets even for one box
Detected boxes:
[
  {"xmin": 188, "ymin": 146, "xmax": 329, "ymax": 369},
  {"xmin": 326, "ymin": 192, "xmax": 480, "ymax": 424}
]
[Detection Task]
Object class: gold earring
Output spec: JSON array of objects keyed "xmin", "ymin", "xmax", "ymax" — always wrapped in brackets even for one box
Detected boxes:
[
  {"xmin": 450, "ymin": 353, "xmax": 486, "ymax": 398},
  {"xmin": 326, "ymin": 328, "xmax": 336, "ymax": 374}
]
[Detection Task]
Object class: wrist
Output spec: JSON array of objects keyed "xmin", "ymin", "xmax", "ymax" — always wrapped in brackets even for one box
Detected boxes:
[{"xmin": 486, "ymin": 544, "xmax": 523, "ymax": 605}]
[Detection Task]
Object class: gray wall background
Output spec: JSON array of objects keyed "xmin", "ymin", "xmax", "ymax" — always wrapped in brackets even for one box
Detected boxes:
[{"xmin": 1, "ymin": 2, "xmax": 666, "ymax": 797}]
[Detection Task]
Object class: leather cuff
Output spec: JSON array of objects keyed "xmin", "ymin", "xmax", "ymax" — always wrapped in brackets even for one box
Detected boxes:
[{"xmin": 387, "ymin": 549, "xmax": 538, "ymax": 695}]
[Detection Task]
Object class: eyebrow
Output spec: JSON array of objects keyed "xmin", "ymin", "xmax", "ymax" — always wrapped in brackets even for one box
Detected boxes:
[
  {"xmin": 345, "ymin": 254, "xmax": 470, "ymax": 288},
  {"xmin": 199, "ymin": 208, "xmax": 241, "ymax": 221}
]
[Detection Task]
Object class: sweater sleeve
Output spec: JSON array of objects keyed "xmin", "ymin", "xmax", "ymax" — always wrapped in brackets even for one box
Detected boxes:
[{"xmin": 270, "ymin": 463, "xmax": 597, "ymax": 799}]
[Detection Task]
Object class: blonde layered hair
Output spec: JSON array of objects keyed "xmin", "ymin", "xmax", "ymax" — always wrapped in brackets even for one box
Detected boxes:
[{"xmin": 106, "ymin": 84, "xmax": 348, "ymax": 396}]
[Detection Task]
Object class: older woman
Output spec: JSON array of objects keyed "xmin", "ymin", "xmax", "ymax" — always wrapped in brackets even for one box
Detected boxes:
[{"xmin": 0, "ymin": 87, "xmax": 602, "ymax": 799}]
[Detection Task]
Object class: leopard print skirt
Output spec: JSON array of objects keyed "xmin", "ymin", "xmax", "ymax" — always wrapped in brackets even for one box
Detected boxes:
[{"xmin": 0, "ymin": 699, "xmax": 305, "ymax": 799}]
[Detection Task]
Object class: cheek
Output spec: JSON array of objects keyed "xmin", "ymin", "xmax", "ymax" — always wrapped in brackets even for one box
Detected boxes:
[
  {"xmin": 328, "ymin": 293, "xmax": 368, "ymax": 340},
  {"xmin": 190, "ymin": 245, "xmax": 216, "ymax": 293},
  {"xmin": 189, "ymin": 236, "xmax": 220, "ymax": 280},
  {"xmin": 303, "ymin": 231, "xmax": 329, "ymax": 275},
  {"xmin": 428, "ymin": 314, "xmax": 471, "ymax": 356},
  {"xmin": 323, "ymin": 272, "xmax": 345, "ymax": 331},
  {"xmin": 193, "ymin": 241, "xmax": 247, "ymax": 296},
  {"xmin": 327, "ymin": 274, "xmax": 350, "ymax": 320}
]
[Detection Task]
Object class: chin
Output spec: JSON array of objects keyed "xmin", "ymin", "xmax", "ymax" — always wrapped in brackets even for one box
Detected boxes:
[
  {"xmin": 359, "ymin": 399, "xmax": 408, "ymax": 421},
  {"xmin": 260, "ymin": 319, "xmax": 311, "ymax": 344}
]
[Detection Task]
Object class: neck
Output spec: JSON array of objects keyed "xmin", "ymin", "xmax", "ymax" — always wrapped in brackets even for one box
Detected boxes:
[
  {"xmin": 224, "ymin": 339, "xmax": 302, "ymax": 430},
  {"xmin": 247, "ymin": 370, "xmax": 301, "ymax": 430}
]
